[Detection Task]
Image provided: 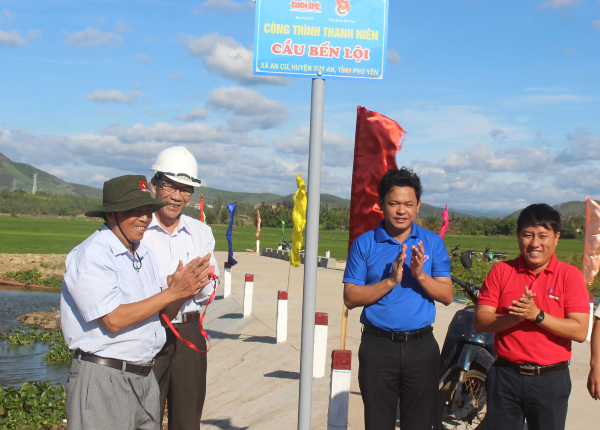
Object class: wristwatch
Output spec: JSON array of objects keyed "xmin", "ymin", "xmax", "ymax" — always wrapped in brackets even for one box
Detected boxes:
[{"xmin": 533, "ymin": 310, "xmax": 545, "ymax": 323}]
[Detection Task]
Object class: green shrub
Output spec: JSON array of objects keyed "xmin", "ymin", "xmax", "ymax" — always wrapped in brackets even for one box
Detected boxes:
[
  {"xmin": 0, "ymin": 326, "xmax": 73, "ymax": 364},
  {"xmin": 1, "ymin": 270, "xmax": 62, "ymax": 288},
  {"xmin": 450, "ymin": 257, "xmax": 495, "ymax": 292},
  {"xmin": 0, "ymin": 381, "xmax": 66, "ymax": 430},
  {"xmin": 43, "ymin": 338, "xmax": 73, "ymax": 364}
]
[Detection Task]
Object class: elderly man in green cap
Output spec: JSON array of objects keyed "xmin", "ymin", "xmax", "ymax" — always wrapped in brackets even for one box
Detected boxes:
[{"xmin": 61, "ymin": 175, "xmax": 215, "ymax": 430}]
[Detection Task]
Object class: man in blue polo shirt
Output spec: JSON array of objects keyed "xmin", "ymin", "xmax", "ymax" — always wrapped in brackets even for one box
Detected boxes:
[{"xmin": 344, "ymin": 168, "xmax": 453, "ymax": 430}]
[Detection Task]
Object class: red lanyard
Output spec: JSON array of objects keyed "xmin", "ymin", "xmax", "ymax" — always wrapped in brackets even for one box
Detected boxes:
[{"xmin": 160, "ymin": 273, "xmax": 219, "ymax": 353}]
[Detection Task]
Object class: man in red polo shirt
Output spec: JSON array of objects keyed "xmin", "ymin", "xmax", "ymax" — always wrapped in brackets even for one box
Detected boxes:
[{"xmin": 474, "ymin": 203, "xmax": 589, "ymax": 430}]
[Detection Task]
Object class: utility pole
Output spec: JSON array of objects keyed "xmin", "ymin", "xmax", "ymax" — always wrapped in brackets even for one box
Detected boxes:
[{"xmin": 32, "ymin": 174, "xmax": 38, "ymax": 195}]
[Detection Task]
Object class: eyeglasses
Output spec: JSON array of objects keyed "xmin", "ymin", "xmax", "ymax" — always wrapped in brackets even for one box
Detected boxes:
[{"xmin": 155, "ymin": 177, "xmax": 194, "ymax": 197}]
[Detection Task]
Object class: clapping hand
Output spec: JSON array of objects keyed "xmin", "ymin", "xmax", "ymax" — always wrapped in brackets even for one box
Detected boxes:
[
  {"xmin": 508, "ymin": 287, "xmax": 539, "ymax": 321},
  {"xmin": 169, "ymin": 254, "xmax": 214, "ymax": 300},
  {"xmin": 389, "ymin": 244, "xmax": 407, "ymax": 286},
  {"xmin": 410, "ymin": 241, "xmax": 426, "ymax": 280}
]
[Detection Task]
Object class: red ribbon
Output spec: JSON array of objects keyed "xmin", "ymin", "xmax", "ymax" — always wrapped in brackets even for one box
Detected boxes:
[{"xmin": 160, "ymin": 273, "xmax": 219, "ymax": 353}]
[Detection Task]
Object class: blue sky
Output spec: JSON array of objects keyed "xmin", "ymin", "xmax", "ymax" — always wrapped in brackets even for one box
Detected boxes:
[{"xmin": 1, "ymin": 0, "xmax": 599, "ymax": 211}]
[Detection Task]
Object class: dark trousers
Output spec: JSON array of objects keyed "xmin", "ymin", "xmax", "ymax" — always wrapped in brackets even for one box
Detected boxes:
[
  {"xmin": 153, "ymin": 321, "xmax": 207, "ymax": 430},
  {"xmin": 358, "ymin": 330, "xmax": 440, "ymax": 430},
  {"xmin": 486, "ymin": 363, "xmax": 571, "ymax": 430}
]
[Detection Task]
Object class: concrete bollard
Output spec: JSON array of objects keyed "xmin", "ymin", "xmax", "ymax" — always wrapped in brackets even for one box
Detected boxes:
[
  {"xmin": 313, "ymin": 312, "xmax": 329, "ymax": 378},
  {"xmin": 276, "ymin": 291, "xmax": 288, "ymax": 343},
  {"xmin": 588, "ymin": 293, "xmax": 595, "ymax": 342},
  {"xmin": 243, "ymin": 274, "xmax": 254, "ymax": 317},
  {"xmin": 326, "ymin": 249, "xmax": 330, "ymax": 258},
  {"xmin": 223, "ymin": 262, "xmax": 232, "ymax": 298},
  {"xmin": 256, "ymin": 239, "xmax": 260, "ymax": 253},
  {"xmin": 327, "ymin": 350, "xmax": 352, "ymax": 430}
]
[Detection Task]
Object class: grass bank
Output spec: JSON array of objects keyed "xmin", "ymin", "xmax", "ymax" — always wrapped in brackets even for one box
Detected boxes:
[{"xmin": 0, "ymin": 216, "xmax": 586, "ymax": 262}]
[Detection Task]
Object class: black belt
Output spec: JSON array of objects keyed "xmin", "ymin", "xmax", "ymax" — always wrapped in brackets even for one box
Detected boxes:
[
  {"xmin": 76, "ymin": 350, "xmax": 154, "ymax": 376},
  {"xmin": 172, "ymin": 311, "xmax": 201, "ymax": 324},
  {"xmin": 496, "ymin": 358, "xmax": 569, "ymax": 376},
  {"xmin": 363, "ymin": 324, "xmax": 433, "ymax": 342}
]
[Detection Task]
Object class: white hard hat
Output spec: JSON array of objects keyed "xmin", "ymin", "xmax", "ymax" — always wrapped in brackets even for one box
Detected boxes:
[{"xmin": 150, "ymin": 146, "xmax": 201, "ymax": 188}]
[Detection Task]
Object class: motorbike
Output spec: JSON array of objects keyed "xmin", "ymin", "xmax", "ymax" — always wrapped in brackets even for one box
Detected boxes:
[
  {"xmin": 449, "ymin": 243, "xmax": 460, "ymax": 258},
  {"xmin": 435, "ymin": 251, "xmax": 495, "ymax": 430},
  {"xmin": 480, "ymin": 246, "xmax": 507, "ymax": 262}
]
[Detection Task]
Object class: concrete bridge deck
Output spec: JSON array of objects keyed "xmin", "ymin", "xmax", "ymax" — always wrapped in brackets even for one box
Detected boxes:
[{"xmin": 201, "ymin": 251, "xmax": 596, "ymax": 429}]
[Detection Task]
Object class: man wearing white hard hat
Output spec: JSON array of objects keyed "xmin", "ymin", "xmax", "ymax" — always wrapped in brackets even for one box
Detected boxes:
[{"xmin": 142, "ymin": 146, "xmax": 219, "ymax": 430}]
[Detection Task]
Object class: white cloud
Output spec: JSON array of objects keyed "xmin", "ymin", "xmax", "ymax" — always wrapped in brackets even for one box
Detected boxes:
[
  {"xmin": 407, "ymin": 129, "xmax": 600, "ymax": 210},
  {"xmin": 395, "ymin": 104, "xmax": 529, "ymax": 147},
  {"xmin": 593, "ymin": 20, "xmax": 600, "ymax": 30},
  {"xmin": 207, "ymin": 86, "xmax": 287, "ymax": 129},
  {"xmin": 273, "ymin": 126, "xmax": 354, "ymax": 167},
  {"xmin": 387, "ymin": 49, "xmax": 401, "ymax": 64},
  {"xmin": 1, "ymin": 118, "xmax": 599, "ymax": 211},
  {"xmin": 177, "ymin": 33, "xmax": 289, "ymax": 86},
  {"xmin": 563, "ymin": 47, "xmax": 575, "ymax": 56},
  {"xmin": 554, "ymin": 129, "xmax": 600, "ymax": 164},
  {"xmin": 172, "ymin": 108, "xmax": 208, "ymax": 122},
  {"xmin": 438, "ymin": 143, "xmax": 556, "ymax": 175},
  {"xmin": 63, "ymin": 27, "xmax": 122, "ymax": 48},
  {"xmin": 85, "ymin": 90, "xmax": 147, "ymax": 105},
  {"xmin": 101, "ymin": 122, "xmax": 265, "ymax": 147},
  {"xmin": 539, "ymin": 0, "xmax": 582, "ymax": 9},
  {"xmin": 501, "ymin": 92, "xmax": 592, "ymax": 108},
  {"xmin": 91, "ymin": 174, "xmax": 109, "ymax": 182},
  {"xmin": 167, "ymin": 71, "xmax": 185, "ymax": 80},
  {"xmin": 49, "ymin": 169, "xmax": 66, "ymax": 177},
  {"xmin": 0, "ymin": 124, "xmax": 279, "ymax": 192},
  {"xmin": 523, "ymin": 87, "xmax": 568, "ymax": 92},
  {"xmin": 202, "ymin": 0, "xmax": 254, "ymax": 14},
  {"xmin": 115, "ymin": 22, "xmax": 133, "ymax": 33},
  {"xmin": 1, "ymin": 8, "xmax": 14, "ymax": 26},
  {"xmin": 133, "ymin": 54, "xmax": 150, "ymax": 62},
  {"xmin": 0, "ymin": 28, "xmax": 40, "ymax": 47}
]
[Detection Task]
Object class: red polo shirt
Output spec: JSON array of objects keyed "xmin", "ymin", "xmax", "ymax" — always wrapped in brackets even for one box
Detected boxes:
[{"xmin": 478, "ymin": 255, "xmax": 589, "ymax": 365}]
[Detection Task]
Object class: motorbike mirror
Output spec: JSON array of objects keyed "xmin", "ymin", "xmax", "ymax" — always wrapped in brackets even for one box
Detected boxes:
[{"xmin": 460, "ymin": 251, "xmax": 473, "ymax": 269}]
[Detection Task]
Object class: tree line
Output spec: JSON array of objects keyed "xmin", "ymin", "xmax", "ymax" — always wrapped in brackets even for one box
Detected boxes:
[
  {"xmin": 0, "ymin": 189, "xmax": 587, "ymax": 237},
  {"xmin": 0, "ymin": 189, "xmax": 101, "ymax": 217},
  {"xmin": 418, "ymin": 214, "xmax": 585, "ymax": 239}
]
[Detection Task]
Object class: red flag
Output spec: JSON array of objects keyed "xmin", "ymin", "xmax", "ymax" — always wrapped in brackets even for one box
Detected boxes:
[
  {"xmin": 348, "ymin": 106, "xmax": 406, "ymax": 251},
  {"xmin": 199, "ymin": 194, "xmax": 204, "ymax": 222},
  {"xmin": 439, "ymin": 204, "xmax": 449, "ymax": 238}
]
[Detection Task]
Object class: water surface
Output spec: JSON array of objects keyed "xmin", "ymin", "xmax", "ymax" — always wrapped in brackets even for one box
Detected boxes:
[{"xmin": 0, "ymin": 287, "xmax": 69, "ymax": 386}]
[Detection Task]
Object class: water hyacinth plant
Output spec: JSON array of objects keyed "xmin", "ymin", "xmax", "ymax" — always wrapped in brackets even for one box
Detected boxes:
[{"xmin": 0, "ymin": 381, "xmax": 66, "ymax": 430}]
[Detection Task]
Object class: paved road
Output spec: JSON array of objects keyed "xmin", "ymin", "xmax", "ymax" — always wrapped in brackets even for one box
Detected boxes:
[{"xmin": 201, "ymin": 251, "xmax": 597, "ymax": 429}]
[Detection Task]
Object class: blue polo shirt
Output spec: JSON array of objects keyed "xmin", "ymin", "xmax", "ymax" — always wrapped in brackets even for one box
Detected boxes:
[{"xmin": 343, "ymin": 221, "xmax": 451, "ymax": 331}]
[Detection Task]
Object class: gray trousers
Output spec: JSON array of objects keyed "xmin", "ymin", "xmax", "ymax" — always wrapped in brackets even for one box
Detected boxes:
[{"xmin": 66, "ymin": 358, "xmax": 161, "ymax": 430}]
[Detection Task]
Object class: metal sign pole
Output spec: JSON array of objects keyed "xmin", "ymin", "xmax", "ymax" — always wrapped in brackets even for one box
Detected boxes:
[{"xmin": 297, "ymin": 77, "xmax": 325, "ymax": 430}]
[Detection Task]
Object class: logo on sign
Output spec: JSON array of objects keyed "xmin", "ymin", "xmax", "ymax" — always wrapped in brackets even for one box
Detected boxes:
[
  {"xmin": 290, "ymin": 0, "xmax": 321, "ymax": 12},
  {"xmin": 139, "ymin": 181, "xmax": 150, "ymax": 192},
  {"xmin": 335, "ymin": 0, "xmax": 350, "ymax": 16}
]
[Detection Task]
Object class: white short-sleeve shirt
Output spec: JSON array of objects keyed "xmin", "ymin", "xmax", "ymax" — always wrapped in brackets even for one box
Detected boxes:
[
  {"xmin": 60, "ymin": 225, "xmax": 166, "ymax": 364},
  {"xmin": 142, "ymin": 214, "xmax": 219, "ymax": 314}
]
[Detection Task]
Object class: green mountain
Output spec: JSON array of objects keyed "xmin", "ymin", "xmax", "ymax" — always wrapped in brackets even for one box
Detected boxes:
[
  {"xmin": 451, "ymin": 209, "xmax": 510, "ymax": 219},
  {"xmin": 419, "ymin": 203, "xmax": 473, "ymax": 219},
  {"xmin": 0, "ymin": 152, "xmax": 102, "ymax": 198},
  {"xmin": 195, "ymin": 186, "xmax": 282, "ymax": 206},
  {"xmin": 508, "ymin": 200, "xmax": 592, "ymax": 219},
  {"xmin": 276, "ymin": 192, "xmax": 351, "ymax": 208}
]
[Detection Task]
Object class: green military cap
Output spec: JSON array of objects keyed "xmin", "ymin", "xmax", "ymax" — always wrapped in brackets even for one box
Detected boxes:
[{"xmin": 85, "ymin": 174, "xmax": 168, "ymax": 217}]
